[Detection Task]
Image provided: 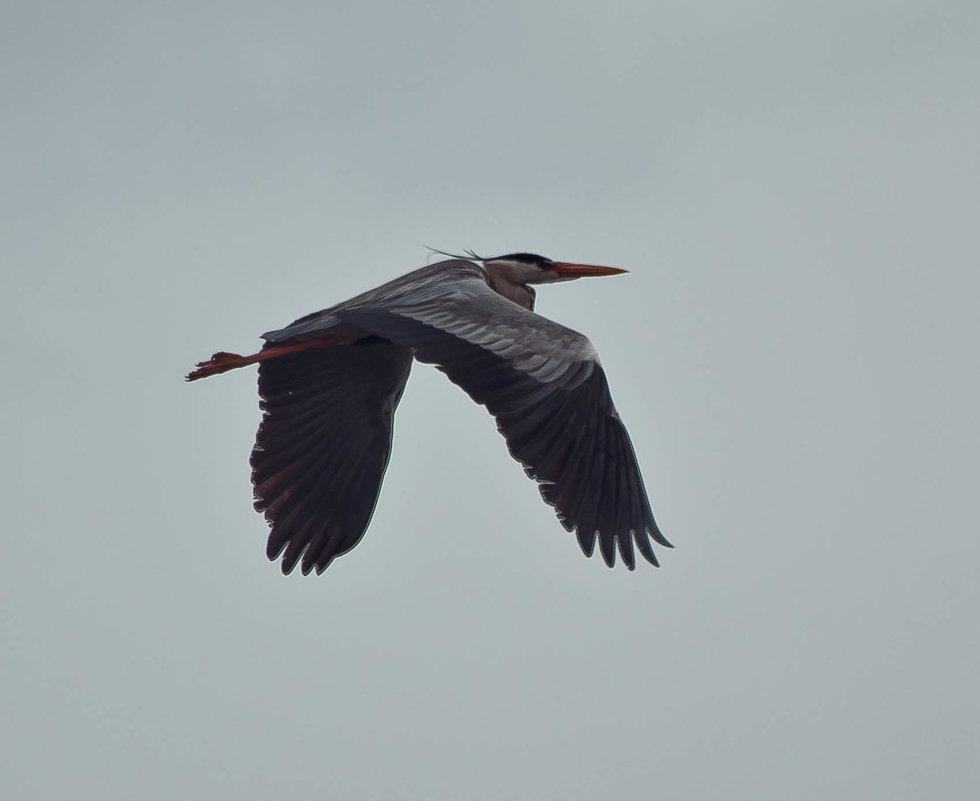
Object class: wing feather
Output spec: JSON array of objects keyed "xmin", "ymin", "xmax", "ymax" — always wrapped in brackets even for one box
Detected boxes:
[
  {"xmin": 250, "ymin": 341, "xmax": 413, "ymax": 574},
  {"xmin": 338, "ymin": 282, "xmax": 669, "ymax": 568}
]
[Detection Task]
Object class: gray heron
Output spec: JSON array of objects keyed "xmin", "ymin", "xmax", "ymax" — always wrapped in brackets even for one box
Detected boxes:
[{"xmin": 188, "ymin": 251, "xmax": 671, "ymax": 574}]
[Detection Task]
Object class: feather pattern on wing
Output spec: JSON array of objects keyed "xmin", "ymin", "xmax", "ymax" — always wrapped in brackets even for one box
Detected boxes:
[
  {"xmin": 251, "ymin": 339, "xmax": 412, "ymax": 575},
  {"xmin": 334, "ymin": 279, "xmax": 669, "ymax": 568}
]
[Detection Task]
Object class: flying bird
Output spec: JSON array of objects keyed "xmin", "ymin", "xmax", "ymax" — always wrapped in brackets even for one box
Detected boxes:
[{"xmin": 187, "ymin": 251, "xmax": 671, "ymax": 574}]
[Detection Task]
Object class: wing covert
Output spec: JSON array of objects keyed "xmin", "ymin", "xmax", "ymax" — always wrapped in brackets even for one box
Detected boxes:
[{"xmin": 378, "ymin": 278, "xmax": 599, "ymax": 388}]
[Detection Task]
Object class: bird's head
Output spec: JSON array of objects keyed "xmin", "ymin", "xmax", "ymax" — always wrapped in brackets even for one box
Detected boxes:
[
  {"xmin": 482, "ymin": 252, "xmax": 627, "ymax": 285},
  {"xmin": 482, "ymin": 252, "xmax": 627, "ymax": 309},
  {"xmin": 430, "ymin": 249, "xmax": 627, "ymax": 309}
]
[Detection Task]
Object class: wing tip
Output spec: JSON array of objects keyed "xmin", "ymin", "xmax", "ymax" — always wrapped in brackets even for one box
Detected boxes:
[{"xmin": 568, "ymin": 524, "xmax": 670, "ymax": 569}]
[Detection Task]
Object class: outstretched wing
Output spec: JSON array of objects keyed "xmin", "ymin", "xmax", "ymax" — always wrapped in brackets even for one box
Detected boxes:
[
  {"xmin": 251, "ymin": 339, "xmax": 413, "ymax": 575},
  {"xmin": 339, "ymin": 279, "xmax": 670, "ymax": 569}
]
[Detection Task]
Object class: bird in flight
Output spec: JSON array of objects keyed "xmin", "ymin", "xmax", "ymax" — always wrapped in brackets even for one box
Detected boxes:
[{"xmin": 188, "ymin": 251, "xmax": 670, "ymax": 574}]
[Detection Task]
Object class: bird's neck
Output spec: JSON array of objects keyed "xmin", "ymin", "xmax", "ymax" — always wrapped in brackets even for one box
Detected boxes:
[{"xmin": 484, "ymin": 271, "xmax": 536, "ymax": 310}]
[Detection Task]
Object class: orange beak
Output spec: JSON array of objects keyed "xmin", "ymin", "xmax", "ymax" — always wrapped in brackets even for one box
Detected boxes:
[{"xmin": 551, "ymin": 261, "xmax": 628, "ymax": 278}]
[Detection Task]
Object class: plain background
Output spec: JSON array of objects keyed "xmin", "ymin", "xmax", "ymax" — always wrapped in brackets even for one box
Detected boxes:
[{"xmin": 3, "ymin": 1, "xmax": 978, "ymax": 798}]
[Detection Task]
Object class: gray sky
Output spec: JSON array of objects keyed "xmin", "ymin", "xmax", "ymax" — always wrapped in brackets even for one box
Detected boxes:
[{"xmin": 2, "ymin": 1, "xmax": 978, "ymax": 798}]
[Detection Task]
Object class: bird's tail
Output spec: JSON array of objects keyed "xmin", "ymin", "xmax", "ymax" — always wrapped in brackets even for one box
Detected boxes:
[{"xmin": 186, "ymin": 337, "xmax": 342, "ymax": 382}]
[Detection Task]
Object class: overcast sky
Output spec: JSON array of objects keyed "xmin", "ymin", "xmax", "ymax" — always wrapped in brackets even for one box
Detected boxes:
[{"xmin": 2, "ymin": 1, "xmax": 978, "ymax": 799}]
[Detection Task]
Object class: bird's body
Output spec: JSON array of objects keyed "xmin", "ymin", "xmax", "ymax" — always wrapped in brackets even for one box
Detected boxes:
[{"xmin": 188, "ymin": 252, "xmax": 670, "ymax": 574}]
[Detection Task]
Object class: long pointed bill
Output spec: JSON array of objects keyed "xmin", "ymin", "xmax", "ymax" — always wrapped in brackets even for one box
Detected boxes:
[{"xmin": 551, "ymin": 261, "xmax": 628, "ymax": 278}]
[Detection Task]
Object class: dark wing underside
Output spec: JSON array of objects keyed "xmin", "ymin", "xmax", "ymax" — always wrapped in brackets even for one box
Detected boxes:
[
  {"xmin": 251, "ymin": 339, "xmax": 412, "ymax": 574},
  {"xmin": 340, "ymin": 304, "xmax": 670, "ymax": 569}
]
